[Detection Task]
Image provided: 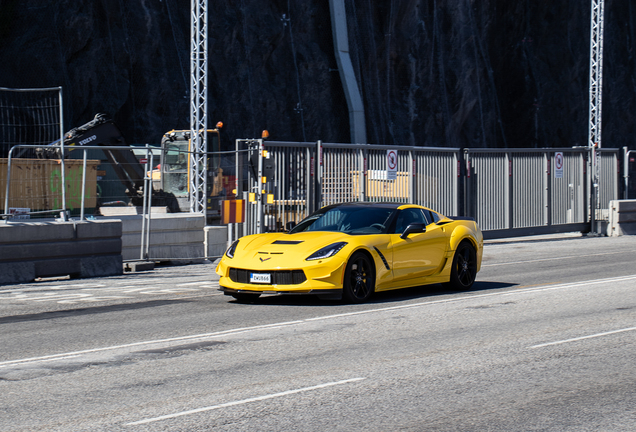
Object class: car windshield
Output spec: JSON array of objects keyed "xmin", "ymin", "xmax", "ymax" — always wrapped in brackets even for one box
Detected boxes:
[{"xmin": 290, "ymin": 206, "xmax": 395, "ymax": 235}]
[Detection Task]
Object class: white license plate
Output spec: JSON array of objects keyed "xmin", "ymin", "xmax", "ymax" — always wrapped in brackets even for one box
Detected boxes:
[{"xmin": 250, "ymin": 273, "xmax": 271, "ymax": 284}]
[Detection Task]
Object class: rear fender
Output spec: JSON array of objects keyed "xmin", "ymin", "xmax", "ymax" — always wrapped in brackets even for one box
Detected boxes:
[
  {"xmin": 448, "ymin": 223, "xmax": 482, "ymax": 271},
  {"xmin": 449, "ymin": 224, "xmax": 479, "ymax": 251}
]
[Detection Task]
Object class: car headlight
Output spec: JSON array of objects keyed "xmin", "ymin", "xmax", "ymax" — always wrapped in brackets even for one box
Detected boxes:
[
  {"xmin": 306, "ymin": 242, "xmax": 347, "ymax": 261},
  {"xmin": 225, "ymin": 240, "xmax": 239, "ymax": 258}
]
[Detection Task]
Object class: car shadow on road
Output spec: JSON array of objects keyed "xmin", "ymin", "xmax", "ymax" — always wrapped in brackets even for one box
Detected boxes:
[
  {"xmin": 233, "ymin": 281, "xmax": 518, "ymax": 307},
  {"xmin": 369, "ymin": 281, "xmax": 518, "ymax": 304}
]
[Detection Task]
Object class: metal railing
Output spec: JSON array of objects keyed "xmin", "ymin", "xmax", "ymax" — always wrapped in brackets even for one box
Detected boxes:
[
  {"xmin": 2, "ymin": 144, "xmax": 157, "ymax": 260},
  {"xmin": 3, "ymin": 139, "xmax": 627, "ymax": 245},
  {"xmin": 236, "ymin": 139, "xmax": 462, "ymax": 236},
  {"xmin": 236, "ymin": 141, "xmax": 623, "ymax": 239},
  {"xmin": 464, "ymin": 148, "xmax": 593, "ymax": 237}
]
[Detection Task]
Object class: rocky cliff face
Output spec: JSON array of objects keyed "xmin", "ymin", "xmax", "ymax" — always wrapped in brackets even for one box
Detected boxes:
[{"xmin": 0, "ymin": 0, "xmax": 634, "ymax": 152}]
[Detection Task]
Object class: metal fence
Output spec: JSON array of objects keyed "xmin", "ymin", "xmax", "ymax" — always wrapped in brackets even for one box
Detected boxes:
[
  {"xmin": 236, "ymin": 140, "xmax": 462, "ymax": 236},
  {"xmin": 464, "ymin": 148, "xmax": 593, "ymax": 237},
  {"xmin": 235, "ymin": 141, "xmax": 622, "ymax": 239},
  {"xmin": 1, "ymin": 87, "xmax": 66, "ymax": 218},
  {"xmin": 2, "ymin": 137, "xmax": 625, "ymax": 243}
]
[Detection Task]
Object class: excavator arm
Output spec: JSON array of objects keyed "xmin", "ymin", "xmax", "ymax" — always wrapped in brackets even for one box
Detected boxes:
[
  {"xmin": 62, "ymin": 114, "xmax": 145, "ymax": 199},
  {"xmin": 38, "ymin": 114, "xmax": 178, "ymax": 211}
]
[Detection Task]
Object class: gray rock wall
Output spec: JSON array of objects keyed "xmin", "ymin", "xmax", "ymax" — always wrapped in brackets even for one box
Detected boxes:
[{"xmin": 0, "ymin": 1, "xmax": 634, "ymax": 151}]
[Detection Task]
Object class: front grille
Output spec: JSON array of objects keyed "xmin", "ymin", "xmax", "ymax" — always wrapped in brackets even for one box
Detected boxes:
[{"xmin": 229, "ymin": 268, "xmax": 307, "ymax": 285}]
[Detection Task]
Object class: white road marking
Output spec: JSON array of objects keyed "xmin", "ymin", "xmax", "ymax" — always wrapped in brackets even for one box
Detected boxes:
[
  {"xmin": 0, "ymin": 355, "xmax": 80, "ymax": 369},
  {"xmin": 0, "ymin": 281, "xmax": 218, "ymax": 304},
  {"xmin": 176, "ymin": 281, "xmax": 212, "ymax": 287},
  {"xmin": 481, "ymin": 250, "xmax": 636, "ymax": 267},
  {"xmin": 0, "ymin": 321, "xmax": 305, "ymax": 367},
  {"xmin": 125, "ymin": 377, "xmax": 366, "ymax": 426},
  {"xmin": 530, "ymin": 326, "xmax": 636, "ymax": 349},
  {"xmin": 3, "ymin": 274, "xmax": 635, "ymax": 368}
]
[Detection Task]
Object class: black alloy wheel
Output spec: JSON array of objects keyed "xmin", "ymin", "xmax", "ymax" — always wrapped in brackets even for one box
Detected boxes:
[
  {"xmin": 443, "ymin": 240, "xmax": 477, "ymax": 291},
  {"xmin": 343, "ymin": 252, "xmax": 375, "ymax": 303}
]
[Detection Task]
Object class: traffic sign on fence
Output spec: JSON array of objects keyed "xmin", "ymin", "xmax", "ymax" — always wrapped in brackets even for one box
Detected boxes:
[
  {"xmin": 387, "ymin": 150, "xmax": 397, "ymax": 181},
  {"xmin": 555, "ymin": 152, "xmax": 564, "ymax": 179}
]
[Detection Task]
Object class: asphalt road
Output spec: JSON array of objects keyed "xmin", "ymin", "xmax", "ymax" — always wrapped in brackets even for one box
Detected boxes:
[{"xmin": 1, "ymin": 234, "xmax": 635, "ymax": 431}]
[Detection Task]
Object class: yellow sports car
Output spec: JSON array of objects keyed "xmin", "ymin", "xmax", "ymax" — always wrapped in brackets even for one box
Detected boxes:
[{"xmin": 216, "ymin": 202, "xmax": 483, "ymax": 303}]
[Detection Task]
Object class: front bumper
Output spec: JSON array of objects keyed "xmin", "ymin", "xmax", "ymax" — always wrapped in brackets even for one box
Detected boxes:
[
  {"xmin": 216, "ymin": 256, "xmax": 347, "ymax": 295},
  {"xmin": 219, "ymin": 286, "xmax": 343, "ymax": 300}
]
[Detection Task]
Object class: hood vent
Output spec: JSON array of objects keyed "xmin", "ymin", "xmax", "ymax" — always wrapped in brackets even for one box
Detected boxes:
[{"xmin": 272, "ymin": 240, "xmax": 304, "ymax": 245}]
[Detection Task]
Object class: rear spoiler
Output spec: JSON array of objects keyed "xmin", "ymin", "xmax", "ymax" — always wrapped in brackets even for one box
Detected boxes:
[{"xmin": 448, "ymin": 216, "xmax": 475, "ymax": 221}]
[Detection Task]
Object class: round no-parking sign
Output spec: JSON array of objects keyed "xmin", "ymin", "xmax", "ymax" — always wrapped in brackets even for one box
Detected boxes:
[
  {"xmin": 387, "ymin": 150, "xmax": 397, "ymax": 180},
  {"xmin": 555, "ymin": 152, "xmax": 564, "ymax": 178}
]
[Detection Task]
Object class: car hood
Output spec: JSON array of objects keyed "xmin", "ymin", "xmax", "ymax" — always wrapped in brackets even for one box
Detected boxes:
[{"xmin": 234, "ymin": 231, "xmax": 351, "ymax": 260}]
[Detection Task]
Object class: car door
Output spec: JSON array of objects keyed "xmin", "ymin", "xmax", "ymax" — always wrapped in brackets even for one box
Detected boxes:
[{"xmin": 389, "ymin": 208, "xmax": 448, "ymax": 284}]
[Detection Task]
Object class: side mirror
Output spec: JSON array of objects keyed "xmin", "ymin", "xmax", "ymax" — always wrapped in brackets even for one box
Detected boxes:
[
  {"xmin": 285, "ymin": 221, "xmax": 297, "ymax": 232},
  {"xmin": 400, "ymin": 223, "xmax": 426, "ymax": 239}
]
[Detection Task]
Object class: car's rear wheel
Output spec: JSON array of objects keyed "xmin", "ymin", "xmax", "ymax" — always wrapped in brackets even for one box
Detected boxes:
[
  {"xmin": 231, "ymin": 292, "xmax": 261, "ymax": 303},
  {"xmin": 343, "ymin": 252, "xmax": 375, "ymax": 303},
  {"xmin": 443, "ymin": 240, "xmax": 477, "ymax": 291}
]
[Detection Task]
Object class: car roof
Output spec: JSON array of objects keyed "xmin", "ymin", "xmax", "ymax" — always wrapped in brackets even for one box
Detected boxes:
[{"xmin": 323, "ymin": 202, "xmax": 422, "ymax": 210}]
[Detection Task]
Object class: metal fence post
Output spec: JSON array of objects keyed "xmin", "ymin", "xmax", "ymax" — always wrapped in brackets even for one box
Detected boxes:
[
  {"xmin": 80, "ymin": 149, "xmax": 87, "ymax": 220},
  {"xmin": 506, "ymin": 152, "xmax": 513, "ymax": 229},
  {"xmin": 625, "ymin": 146, "xmax": 633, "ymax": 200},
  {"xmin": 306, "ymin": 146, "xmax": 314, "ymax": 215},
  {"xmin": 4, "ymin": 147, "xmax": 13, "ymax": 217},
  {"xmin": 256, "ymin": 139, "xmax": 263, "ymax": 234},
  {"xmin": 545, "ymin": 152, "xmax": 551, "ymax": 227},
  {"xmin": 316, "ymin": 140, "xmax": 322, "ymax": 209},
  {"xmin": 455, "ymin": 150, "xmax": 461, "ymax": 216},
  {"xmin": 464, "ymin": 149, "xmax": 472, "ymax": 218},
  {"xmin": 408, "ymin": 150, "xmax": 414, "ymax": 204},
  {"xmin": 359, "ymin": 146, "xmax": 365, "ymax": 202},
  {"xmin": 58, "ymin": 88, "xmax": 66, "ymax": 215}
]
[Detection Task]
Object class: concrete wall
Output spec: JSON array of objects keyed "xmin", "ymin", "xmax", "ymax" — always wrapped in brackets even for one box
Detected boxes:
[
  {"xmin": 0, "ymin": 220, "xmax": 123, "ymax": 285},
  {"xmin": 104, "ymin": 213, "xmax": 206, "ymax": 261},
  {"xmin": 608, "ymin": 200, "xmax": 636, "ymax": 236}
]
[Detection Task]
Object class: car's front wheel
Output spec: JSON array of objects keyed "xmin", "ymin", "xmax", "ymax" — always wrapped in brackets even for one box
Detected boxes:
[
  {"xmin": 343, "ymin": 252, "xmax": 375, "ymax": 303},
  {"xmin": 443, "ymin": 240, "xmax": 477, "ymax": 291}
]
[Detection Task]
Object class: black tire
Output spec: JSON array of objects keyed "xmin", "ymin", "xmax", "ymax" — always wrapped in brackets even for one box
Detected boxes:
[
  {"xmin": 343, "ymin": 252, "xmax": 375, "ymax": 303},
  {"xmin": 443, "ymin": 240, "xmax": 477, "ymax": 291},
  {"xmin": 231, "ymin": 293, "xmax": 261, "ymax": 303}
]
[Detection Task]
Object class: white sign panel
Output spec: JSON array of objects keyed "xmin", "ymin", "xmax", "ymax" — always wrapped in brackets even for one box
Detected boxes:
[
  {"xmin": 387, "ymin": 150, "xmax": 397, "ymax": 181},
  {"xmin": 555, "ymin": 152, "xmax": 564, "ymax": 179},
  {"xmin": 8, "ymin": 208, "xmax": 30, "ymax": 220}
]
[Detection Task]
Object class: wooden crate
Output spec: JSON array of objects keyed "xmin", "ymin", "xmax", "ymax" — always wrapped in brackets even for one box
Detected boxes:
[{"xmin": 0, "ymin": 158, "xmax": 99, "ymax": 212}]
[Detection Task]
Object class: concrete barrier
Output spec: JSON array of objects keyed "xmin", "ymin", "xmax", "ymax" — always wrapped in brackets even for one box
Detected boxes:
[
  {"xmin": 0, "ymin": 220, "xmax": 123, "ymax": 285},
  {"xmin": 205, "ymin": 225, "xmax": 228, "ymax": 259},
  {"xmin": 608, "ymin": 200, "xmax": 636, "ymax": 236},
  {"xmin": 102, "ymin": 213, "xmax": 206, "ymax": 261}
]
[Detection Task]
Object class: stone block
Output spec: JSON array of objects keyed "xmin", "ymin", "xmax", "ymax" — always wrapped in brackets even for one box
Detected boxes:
[
  {"xmin": 76, "ymin": 220, "xmax": 122, "ymax": 239},
  {"xmin": 80, "ymin": 255, "xmax": 123, "ymax": 277},
  {"xmin": 0, "ymin": 222, "xmax": 75, "ymax": 243},
  {"xmin": 0, "ymin": 262, "xmax": 35, "ymax": 285}
]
